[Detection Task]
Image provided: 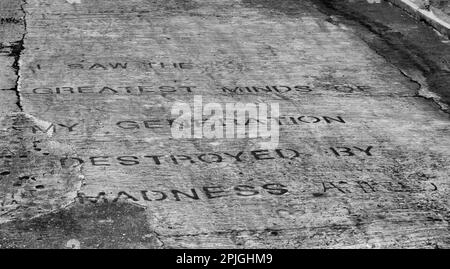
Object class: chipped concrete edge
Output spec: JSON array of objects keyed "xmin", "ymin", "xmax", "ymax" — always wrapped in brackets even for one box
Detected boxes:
[{"xmin": 387, "ymin": 0, "xmax": 450, "ymax": 38}]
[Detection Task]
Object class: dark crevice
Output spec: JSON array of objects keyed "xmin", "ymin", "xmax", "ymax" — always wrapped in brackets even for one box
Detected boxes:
[
  {"xmin": 10, "ymin": 40, "xmax": 24, "ymax": 111},
  {"xmin": 9, "ymin": 0, "xmax": 27, "ymax": 112}
]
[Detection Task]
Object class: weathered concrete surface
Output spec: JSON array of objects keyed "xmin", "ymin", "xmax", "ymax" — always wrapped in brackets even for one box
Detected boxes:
[
  {"xmin": 1, "ymin": 0, "xmax": 450, "ymax": 248},
  {"xmin": 315, "ymin": 0, "xmax": 450, "ymax": 114},
  {"xmin": 399, "ymin": 0, "xmax": 450, "ymax": 18},
  {"xmin": 387, "ymin": 0, "xmax": 450, "ymax": 37}
]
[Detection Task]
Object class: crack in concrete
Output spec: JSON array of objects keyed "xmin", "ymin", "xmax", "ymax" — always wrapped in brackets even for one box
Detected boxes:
[
  {"xmin": 397, "ymin": 68, "xmax": 450, "ymax": 112},
  {"xmin": 8, "ymin": 0, "xmax": 91, "ymax": 219},
  {"xmin": 11, "ymin": 0, "xmax": 27, "ymax": 112}
]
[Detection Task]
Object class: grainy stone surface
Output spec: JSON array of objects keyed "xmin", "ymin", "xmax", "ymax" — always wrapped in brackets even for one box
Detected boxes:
[{"xmin": 0, "ymin": 0, "xmax": 450, "ymax": 248}]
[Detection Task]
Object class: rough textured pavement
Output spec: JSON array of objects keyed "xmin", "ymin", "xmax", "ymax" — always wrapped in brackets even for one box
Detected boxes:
[{"xmin": 0, "ymin": 0, "xmax": 450, "ymax": 248}]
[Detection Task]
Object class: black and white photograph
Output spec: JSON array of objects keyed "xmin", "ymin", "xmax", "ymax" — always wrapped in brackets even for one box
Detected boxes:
[{"xmin": 0, "ymin": 0, "xmax": 450, "ymax": 254}]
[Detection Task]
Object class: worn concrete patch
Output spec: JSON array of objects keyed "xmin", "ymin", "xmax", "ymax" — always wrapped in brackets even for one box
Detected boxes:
[
  {"xmin": 0, "ymin": 113, "xmax": 83, "ymax": 224},
  {"xmin": 313, "ymin": 0, "xmax": 450, "ymax": 112},
  {"xmin": 0, "ymin": 201, "xmax": 161, "ymax": 248}
]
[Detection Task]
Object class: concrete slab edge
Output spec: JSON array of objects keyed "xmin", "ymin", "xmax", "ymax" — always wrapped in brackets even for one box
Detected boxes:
[{"xmin": 387, "ymin": 0, "xmax": 450, "ymax": 38}]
